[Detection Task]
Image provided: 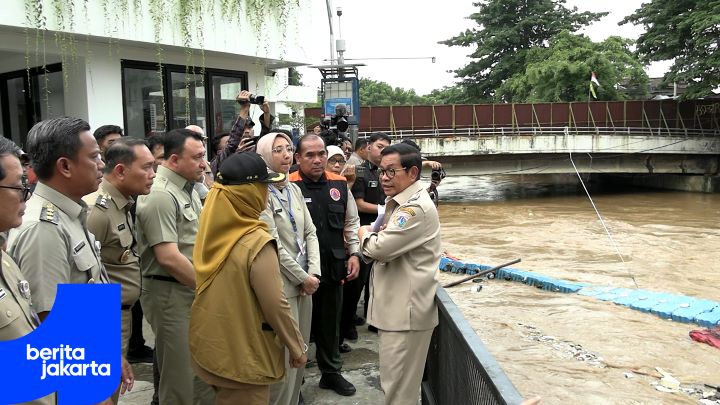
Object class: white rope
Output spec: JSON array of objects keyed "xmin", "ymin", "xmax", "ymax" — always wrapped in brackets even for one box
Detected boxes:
[{"xmin": 568, "ymin": 151, "xmax": 639, "ymax": 288}]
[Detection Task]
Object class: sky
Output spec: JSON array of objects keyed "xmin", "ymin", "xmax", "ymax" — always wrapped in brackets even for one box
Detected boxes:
[{"xmin": 297, "ymin": 0, "xmax": 672, "ymax": 96}]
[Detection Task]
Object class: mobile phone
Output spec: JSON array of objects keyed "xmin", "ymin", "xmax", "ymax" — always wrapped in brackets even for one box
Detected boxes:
[{"xmin": 245, "ymin": 135, "xmax": 262, "ymax": 146}]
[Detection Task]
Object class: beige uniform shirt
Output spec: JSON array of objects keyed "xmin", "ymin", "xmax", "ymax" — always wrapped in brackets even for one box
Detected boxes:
[
  {"xmin": 8, "ymin": 182, "xmax": 106, "ymax": 313},
  {"xmin": 84, "ymin": 179, "xmax": 141, "ymax": 306},
  {"xmin": 260, "ymin": 183, "xmax": 321, "ymax": 298},
  {"xmin": 0, "ymin": 251, "xmax": 38, "ymax": 340},
  {"xmin": 360, "ymin": 181, "xmax": 441, "ymax": 331},
  {"xmin": 136, "ymin": 165, "xmax": 201, "ymax": 278}
]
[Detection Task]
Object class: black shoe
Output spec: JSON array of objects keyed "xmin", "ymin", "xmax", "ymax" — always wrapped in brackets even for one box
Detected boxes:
[
  {"xmin": 343, "ymin": 327, "xmax": 358, "ymax": 342},
  {"xmin": 319, "ymin": 373, "xmax": 356, "ymax": 396},
  {"xmin": 368, "ymin": 325, "xmax": 378, "ymax": 334},
  {"xmin": 298, "ymin": 392, "xmax": 305, "ymax": 405},
  {"xmin": 126, "ymin": 345, "xmax": 154, "ymax": 363},
  {"xmin": 354, "ymin": 315, "xmax": 366, "ymax": 326},
  {"xmin": 339, "ymin": 343, "xmax": 353, "ymax": 353}
]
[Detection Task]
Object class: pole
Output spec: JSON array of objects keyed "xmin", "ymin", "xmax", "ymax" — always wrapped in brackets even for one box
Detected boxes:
[
  {"xmin": 325, "ymin": 0, "xmax": 335, "ymax": 65},
  {"xmin": 442, "ymin": 258, "xmax": 521, "ymax": 288}
]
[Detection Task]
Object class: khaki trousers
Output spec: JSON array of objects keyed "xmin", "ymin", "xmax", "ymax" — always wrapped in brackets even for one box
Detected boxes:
[
  {"xmin": 112, "ymin": 307, "xmax": 134, "ymax": 404},
  {"xmin": 378, "ymin": 329, "xmax": 434, "ymax": 405},
  {"xmin": 193, "ymin": 359, "xmax": 270, "ymax": 405},
  {"xmin": 142, "ymin": 277, "xmax": 214, "ymax": 405},
  {"xmin": 269, "ymin": 294, "xmax": 312, "ymax": 405}
]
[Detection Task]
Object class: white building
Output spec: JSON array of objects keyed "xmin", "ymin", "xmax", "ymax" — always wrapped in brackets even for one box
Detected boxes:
[{"xmin": 0, "ymin": 0, "xmax": 317, "ymax": 149}]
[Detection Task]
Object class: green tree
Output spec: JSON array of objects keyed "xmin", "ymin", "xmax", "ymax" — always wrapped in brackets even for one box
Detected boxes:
[
  {"xmin": 442, "ymin": 0, "xmax": 607, "ymax": 102},
  {"xmin": 288, "ymin": 67, "xmax": 303, "ymax": 86},
  {"xmin": 498, "ymin": 32, "xmax": 648, "ymax": 102},
  {"xmin": 359, "ymin": 78, "xmax": 430, "ymax": 106},
  {"xmin": 425, "ymin": 85, "xmax": 475, "ymax": 104},
  {"xmin": 621, "ymin": 0, "xmax": 719, "ymax": 99}
]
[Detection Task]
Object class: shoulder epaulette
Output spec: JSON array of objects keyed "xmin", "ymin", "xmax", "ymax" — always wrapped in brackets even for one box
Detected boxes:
[
  {"xmin": 95, "ymin": 192, "xmax": 111, "ymax": 209},
  {"xmin": 39, "ymin": 202, "xmax": 60, "ymax": 225}
]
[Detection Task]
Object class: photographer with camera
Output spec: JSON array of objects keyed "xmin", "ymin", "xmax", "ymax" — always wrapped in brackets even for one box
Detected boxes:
[{"xmin": 210, "ymin": 90, "xmax": 273, "ymax": 177}]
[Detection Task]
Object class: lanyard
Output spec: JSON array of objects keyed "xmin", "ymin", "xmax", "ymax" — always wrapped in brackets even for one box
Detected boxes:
[{"xmin": 269, "ymin": 186, "xmax": 298, "ymax": 234}]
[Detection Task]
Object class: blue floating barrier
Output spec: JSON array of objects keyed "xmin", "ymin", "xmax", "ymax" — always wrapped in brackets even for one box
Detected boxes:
[{"xmin": 671, "ymin": 300, "xmax": 718, "ymax": 324}]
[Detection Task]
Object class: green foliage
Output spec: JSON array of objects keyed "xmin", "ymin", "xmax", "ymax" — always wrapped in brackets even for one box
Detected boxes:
[
  {"xmin": 621, "ymin": 0, "xmax": 720, "ymax": 99},
  {"xmin": 359, "ymin": 78, "xmax": 430, "ymax": 106},
  {"xmin": 442, "ymin": 0, "xmax": 607, "ymax": 102},
  {"xmin": 497, "ymin": 32, "xmax": 648, "ymax": 102},
  {"xmin": 425, "ymin": 85, "xmax": 475, "ymax": 105},
  {"xmin": 288, "ymin": 67, "xmax": 303, "ymax": 86}
]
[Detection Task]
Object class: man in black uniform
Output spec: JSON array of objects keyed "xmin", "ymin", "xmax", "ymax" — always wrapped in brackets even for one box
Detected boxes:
[
  {"xmin": 344, "ymin": 132, "xmax": 391, "ymax": 338},
  {"xmin": 289, "ymin": 134, "xmax": 361, "ymax": 397}
]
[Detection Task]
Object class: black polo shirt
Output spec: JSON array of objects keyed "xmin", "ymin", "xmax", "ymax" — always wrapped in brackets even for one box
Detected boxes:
[{"xmin": 351, "ymin": 161, "xmax": 386, "ymax": 225}]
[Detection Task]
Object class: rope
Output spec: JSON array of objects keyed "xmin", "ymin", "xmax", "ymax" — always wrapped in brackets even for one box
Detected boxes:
[{"xmin": 568, "ymin": 151, "xmax": 639, "ymax": 288}]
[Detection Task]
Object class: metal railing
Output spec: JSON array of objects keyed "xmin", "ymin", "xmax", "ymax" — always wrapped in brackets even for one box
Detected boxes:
[
  {"xmin": 422, "ymin": 287, "xmax": 523, "ymax": 405},
  {"xmin": 360, "ymin": 126, "xmax": 720, "ymax": 140}
]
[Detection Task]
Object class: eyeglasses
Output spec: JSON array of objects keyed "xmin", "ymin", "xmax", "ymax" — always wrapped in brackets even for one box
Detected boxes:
[
  {"xmin": 328, "ymin": 157, "xmax": 346, "ymax": 165},
  {"xmin": 0, "ymin": 185, "xmax": 32, "ymax": 201},
  {"xmin": 272, "ymin": 145, "xmax": 295, "ymax": 154},
  {"xmin": 379, "ymin": 167, "xmax": 407, "ymax": 179}
]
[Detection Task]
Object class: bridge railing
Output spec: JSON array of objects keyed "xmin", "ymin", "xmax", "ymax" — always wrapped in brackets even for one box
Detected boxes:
[
  {"xmin": 422, "ymin": 287, "xmax": 524, "ymax": 405},
  {"xmin": 360, "ymin": 126, "xmax": 720, "ymax": 140}
]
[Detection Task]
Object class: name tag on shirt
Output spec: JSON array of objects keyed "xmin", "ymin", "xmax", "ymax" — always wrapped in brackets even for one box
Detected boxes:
[
  {"xmin": 368, "ymin": 181, "xmax": 378, "ymax": 188},
  {"xmin": 73, "ymin": 241, "xmax": 86, "ymax": 254},
  {"xmin": 304, "ymin": 198, "xmax": 312, "ymax": 204}
]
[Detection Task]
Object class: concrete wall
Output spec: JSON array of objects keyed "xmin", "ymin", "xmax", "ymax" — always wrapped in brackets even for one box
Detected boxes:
[
  {"xmin": 3, "ymin": 0, "xmax": 315, "ymax": 64},
  {"xmin": 416, "ymin": 133, "xmax": 720, "ymax": 157}
]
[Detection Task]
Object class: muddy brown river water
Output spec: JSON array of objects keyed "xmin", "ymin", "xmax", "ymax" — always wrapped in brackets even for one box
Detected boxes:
[{"xmin": 435, "ymin": 174, "xmax": 719, "ymax": 405}]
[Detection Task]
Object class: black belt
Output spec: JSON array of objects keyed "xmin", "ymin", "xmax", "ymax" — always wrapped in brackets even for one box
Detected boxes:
[
  {"xmin": 121, "ymin": 304, "xmax": 132, "ymax": 310},
  {"xmin": 145, "ymin": 275, "xmax": 180, "ymax": 283}
]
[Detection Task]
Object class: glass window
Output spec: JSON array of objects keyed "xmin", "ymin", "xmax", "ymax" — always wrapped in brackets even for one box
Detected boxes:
[
  {"xmin": 123, "ymin": 68, "xmax": 166, "ymax": 137},
  {"xmin": 6, "ymin": 77, "xmax": 28, "ymax": 146},
  {"xmin": 209, "ymin": 75, "xmax": 244, "ymax": 135},
  {"xmin": 31, "ymin": 71, "xmax": 65, "ymax": 122},
  {"xmin": 170, "ymin": 71, "xmax": 205, "ymax": 131}
]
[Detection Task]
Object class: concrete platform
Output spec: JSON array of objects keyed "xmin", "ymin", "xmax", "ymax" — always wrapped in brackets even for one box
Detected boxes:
[{"xmin": 119, "ymin": 317, "xmax": 384, "ymax": 404}]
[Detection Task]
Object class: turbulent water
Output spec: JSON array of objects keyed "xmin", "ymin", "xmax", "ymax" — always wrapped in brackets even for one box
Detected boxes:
[{"xmin": 434, "ymin": 174, "xmax": 720, "ymax": 405}]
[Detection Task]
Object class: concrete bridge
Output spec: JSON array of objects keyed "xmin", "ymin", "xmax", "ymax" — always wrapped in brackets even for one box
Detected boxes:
[{"xmin": 385, "ymin": 126, "xmax": 720, "ymax": 177}]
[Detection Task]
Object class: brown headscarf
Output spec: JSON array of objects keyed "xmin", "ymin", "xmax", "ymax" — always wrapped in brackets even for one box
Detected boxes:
[
  {"xmin": 193, "ymin": 182, "xmax": 272, "ymax": 293},
  {"xmin": 256, "ymin": 132, "xmax": 293, "ymax": 189}
]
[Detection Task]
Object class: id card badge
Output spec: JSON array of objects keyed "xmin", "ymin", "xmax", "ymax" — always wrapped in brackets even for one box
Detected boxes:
[
  {"xmin": 296, "ymin": 237, "xmax": 308, "ymax": 269},
  {"xmin": 296, "ymin": 237, "xmax": 307, "ymax": 256}
]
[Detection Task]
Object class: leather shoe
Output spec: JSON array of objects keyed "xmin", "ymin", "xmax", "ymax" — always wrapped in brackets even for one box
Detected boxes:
[
  {"xmin": 339, "ymin": 343, "xmax": 352, "ymax": 353},
  {"xmin": 368, "ymin": 325, "xmax": 378, "ymax": 334},
  {"xmin": 319, "ymin": 373, "xmax": 356, "ymax": 396},
  {"xmin": 126, "ymin": 345, "xmax": 154, "ymax": 363},
  {"xmin": 343, "ymin": 327, "xmax": 358, "ymax": 341}
]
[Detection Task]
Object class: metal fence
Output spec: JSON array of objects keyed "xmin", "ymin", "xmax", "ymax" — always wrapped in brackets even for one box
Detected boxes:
[{"xmin": 422, "ymin": 287, "xmax": 523, "ymax": 405}]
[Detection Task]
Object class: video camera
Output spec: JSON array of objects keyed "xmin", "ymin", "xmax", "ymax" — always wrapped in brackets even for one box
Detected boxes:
[
  {"xmin": 236, "ymin": 94, "xmax": 265, "ymax": 105},
  {"xmin": 431, "ymin": 167, "xmax": 446, "ymax": 183},
  {"xmin": 320, "ymin": 104, "xmax": 351, "ymax": 147}
]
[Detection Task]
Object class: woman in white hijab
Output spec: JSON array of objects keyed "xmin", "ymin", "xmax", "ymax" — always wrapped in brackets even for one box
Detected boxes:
[
  {"xmin": 326, "ymin": 145, "xmax": 357, "ymax": 189},
  {"xmin": 257, "ymin": 132, "xmax": 321, "ymax": 405}
]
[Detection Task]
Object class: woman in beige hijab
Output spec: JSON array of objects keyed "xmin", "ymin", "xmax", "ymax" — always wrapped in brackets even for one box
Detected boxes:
[
  {"xmin": 257, "ymin": 133, "xmax": 321, "ymax": 405},
  {"xmin": 190, "ymin": 152, "xmax": 307, "ymax": 405}
]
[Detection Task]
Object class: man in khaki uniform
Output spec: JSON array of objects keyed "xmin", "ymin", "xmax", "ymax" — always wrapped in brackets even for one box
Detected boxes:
[
  {"xmin": 84, "ymin": 138, "xmax": 156, "ymax": 402},
  {"xmin": 0, "ymin": 136, "xmax": 54, "ymax": 405},
  {"xmin": 8, "ymin": 117, "xmax": 134, "ymax": 402},
  {"xmin": 358, "ymin": 143, "xmax": 441, "ymax": 405},
  {"xmin": 136, "ymin": 128, "xmax": 213, "ymax": 405},
  {"xmin": 9, "ymin": 117, "xmax": 108, "ymax": 318}
]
